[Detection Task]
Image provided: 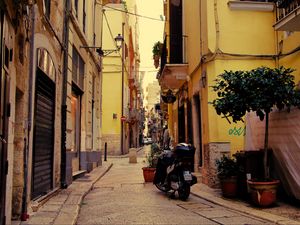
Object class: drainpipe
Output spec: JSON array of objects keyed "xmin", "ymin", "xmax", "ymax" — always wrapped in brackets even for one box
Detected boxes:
[
  {"xmin": 21, "ymin": 5, "xmax": 35, "ymax": 221},
  {"xmin": 0, "ymin": 7, "xmax": 5, "ymax": 225},
  {"xmin": 121, "ymin": 22, "xmax": 125, "ymax": 155},
  {"xmin": 61, "ymin": 0, "xmax": 70, "ymax": 188}
]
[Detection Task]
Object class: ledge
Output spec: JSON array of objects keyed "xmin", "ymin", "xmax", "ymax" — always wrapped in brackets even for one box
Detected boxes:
[{"xmin": 228, "ymin": 1, "xmax": 274, "ymax": 12}]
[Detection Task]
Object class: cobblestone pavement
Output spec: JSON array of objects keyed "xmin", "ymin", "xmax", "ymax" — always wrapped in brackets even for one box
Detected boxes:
[{"xmin": 76, "ymin": 148, "xmax": 273, "ymax": 225}]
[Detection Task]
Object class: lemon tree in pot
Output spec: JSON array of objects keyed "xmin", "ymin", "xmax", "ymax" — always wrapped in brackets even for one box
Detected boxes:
[
  {"xmin": 216, "ymin": 155, "xmax": 239, "ymax": 198},
  {"xmin": 212, "ymin": 66, "xmax": 300, "ymax": 206}
]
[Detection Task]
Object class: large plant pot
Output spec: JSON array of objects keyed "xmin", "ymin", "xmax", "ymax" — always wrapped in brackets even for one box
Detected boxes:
[
  {"xmin": 220, "ymin": 176, "xmax": 238, "ymax": 198},
  {"xmin": 142, "ymin": 167, "xmax": 156, "ymax": 182},
  {"xmin": 247, "ymin": 179, "xmax": 280, "ymax": 207}
]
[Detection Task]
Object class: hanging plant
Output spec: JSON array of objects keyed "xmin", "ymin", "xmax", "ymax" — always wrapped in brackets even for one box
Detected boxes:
[{"xmin": 152, "ymin": 41, "xmax": 163, "ymax": 69}]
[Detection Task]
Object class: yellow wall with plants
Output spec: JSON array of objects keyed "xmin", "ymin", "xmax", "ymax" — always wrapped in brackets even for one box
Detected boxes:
[
  {"xmin": 207, "ymin": 59, "xmax": 275, "ymax": 153},
  {"xmin": 198, "ymin": 1, "xmax": 277, "ymax": 153}
]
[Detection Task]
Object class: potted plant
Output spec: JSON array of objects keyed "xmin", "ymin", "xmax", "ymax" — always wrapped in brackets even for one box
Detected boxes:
[
  {"xmin": 152, "ymin": 41, "xmax": 162, "ymax": 69},
  {"xmin": 142, "ymin": 143, "xmax": 161, "ymax": 182},
  {"xmin": 216, "ymin": 154, "xmax": 239, "ymax": 198},
  {"xmin": 212, "ymin": 66, "xmax": 300, "ymax": 206}
]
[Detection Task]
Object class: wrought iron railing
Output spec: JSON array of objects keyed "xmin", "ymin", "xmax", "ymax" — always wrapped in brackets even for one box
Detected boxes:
[
  {"xmin": 158, "ymin": 35, "xmax": 188, "ymax": 77},
  {"xmin": 276, "ymin": 0, "xmax": 300, "ymax": 21}
]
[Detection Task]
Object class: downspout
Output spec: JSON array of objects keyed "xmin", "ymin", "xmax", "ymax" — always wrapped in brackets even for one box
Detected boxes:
[
  {"xmin": 61, "ymin": 0, "xmax": 71, "ymax": 188},
  {"xmin": 121, "ymin": 22, "xmax": 125, "ymax": 155},
  {"xmin": 0, "ymin": 7, "xmax": 5, "ymax": 225},
  {"xmin": 21, "ymin": 4, "xmax": 35, "ymax": 221}
]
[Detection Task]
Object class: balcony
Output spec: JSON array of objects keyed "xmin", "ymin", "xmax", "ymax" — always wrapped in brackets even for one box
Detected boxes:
[
  {"xmin": 274, "ymin": 0, "xmax": 300, "ymax": 31},
  {"xmin": 102, "ymin": 0, "xmax": 122, "ymax": 4},
  {"xmin": 128, "ymin": 108, "xmax": 141, "ymax": 123},
  {"xmin": 157, "ymin": 35, "xmax": 188, "ymax": 91}
]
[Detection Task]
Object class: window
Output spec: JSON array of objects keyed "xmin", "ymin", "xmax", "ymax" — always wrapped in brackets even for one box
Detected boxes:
[
  {"xmin": 74, "ymin": 0, "xmax": 79, "ymax": 18},
  {"xmin": 72, "ymin": 47, "xmax": 85, "ymax": 89},
  {"xmin": 44, "ymin": 0, "xmax": 51, "ymax": 18},
  {"xmin": 71, "ymin": 91, "xmax": 81, "ymax": 152}
]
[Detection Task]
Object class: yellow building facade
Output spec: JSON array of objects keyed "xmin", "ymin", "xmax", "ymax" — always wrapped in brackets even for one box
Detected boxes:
[
  {"xmin": 101, "ymin": 0, "xmax": 141, "ymax": 155},
  {"xmin": 158, "ymin": 0, "xmax": 300, "ymax": 188}
]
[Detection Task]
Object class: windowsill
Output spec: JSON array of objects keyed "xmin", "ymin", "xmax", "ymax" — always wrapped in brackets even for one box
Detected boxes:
[{"xmin": 228, "ymin": 1, "xmax": 274, "ymax": 12}]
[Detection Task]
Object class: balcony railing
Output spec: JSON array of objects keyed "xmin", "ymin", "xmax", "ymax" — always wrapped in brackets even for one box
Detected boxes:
[
  {"xmin": 277, "ymin": 0, "xmax": 300, "ymax": 21},
  {"xmin": 129, "ymin": 108, "xmax": 141, "ymax": 122},
  {"xmin": 159, "ymin": 35, "xmax": 188, "ymax": 75},
  {"xmin": 276, "ymin": 0, "xmax": 300, "ymax": 22}
]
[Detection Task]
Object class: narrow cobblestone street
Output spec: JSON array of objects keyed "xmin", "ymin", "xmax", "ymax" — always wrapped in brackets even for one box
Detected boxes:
[{"xmin": 76, "ymin": 147, "xmax": 271, "ymax": 225}]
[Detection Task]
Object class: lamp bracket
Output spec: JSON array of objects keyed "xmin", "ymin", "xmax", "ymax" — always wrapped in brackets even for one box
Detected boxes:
[{"xmin": 80, "ymin": 46, "xmax": 121, "ymax": 57}]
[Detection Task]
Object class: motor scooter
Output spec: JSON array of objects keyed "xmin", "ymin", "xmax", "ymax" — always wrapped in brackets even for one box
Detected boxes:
[{"xmin": 153, "ymin": 143, "xmax": 197, "ymax": 200}]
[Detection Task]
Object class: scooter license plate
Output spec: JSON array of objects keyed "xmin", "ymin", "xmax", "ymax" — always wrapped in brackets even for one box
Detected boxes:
[{"xmin": 183, "ymin": 171, "xmax": 192, "ymax": 181}]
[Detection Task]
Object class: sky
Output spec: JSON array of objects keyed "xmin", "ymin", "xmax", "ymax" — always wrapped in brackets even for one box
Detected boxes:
[{"xmin": 135, "ymin": 0, "xmax": 164, "ymax": 94}]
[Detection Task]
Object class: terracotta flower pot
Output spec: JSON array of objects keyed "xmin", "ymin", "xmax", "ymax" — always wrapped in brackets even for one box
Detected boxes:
[
  {"xmin": 142, "ymin": 167, "xmax": 156, "ymax": 182},
  {"xmin": 220, "ymin": 176, "xmax": 238, "ymax": 198},
  {"xmin": 247, "ymin": 179, "xmax": 280, "ymax": 207}
]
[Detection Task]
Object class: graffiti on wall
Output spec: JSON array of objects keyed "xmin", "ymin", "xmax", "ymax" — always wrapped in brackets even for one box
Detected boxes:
[{"xmin": 228, "ymin": 126, "xmax": 246, "ymax": 136}]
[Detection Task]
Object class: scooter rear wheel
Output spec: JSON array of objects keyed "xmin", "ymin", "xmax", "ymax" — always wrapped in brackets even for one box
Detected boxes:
[
  {"xmin": 155, "ymin": 182, "xmax": 170, "ymax": 192},
  {"xmin": 178, "ymin": 184, "xmax": 190, "ymax": 200}
]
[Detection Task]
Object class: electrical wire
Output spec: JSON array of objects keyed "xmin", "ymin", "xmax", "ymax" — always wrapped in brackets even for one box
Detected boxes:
[
  {"xmin": 103, "ymin": 10, "xmax": 130, "ymax": 76},
  {"xmin": 96, "ymin": 1, "xmax": 164, "ymax": 22}
]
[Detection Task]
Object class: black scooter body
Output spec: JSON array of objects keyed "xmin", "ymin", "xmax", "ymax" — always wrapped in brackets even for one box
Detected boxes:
[{"xmin": 153, "ymin": 143, "xmax": 197, "ymax": 200}]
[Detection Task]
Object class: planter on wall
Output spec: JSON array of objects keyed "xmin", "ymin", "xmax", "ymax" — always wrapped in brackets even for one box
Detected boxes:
[
  {"xmin": 142, "ymin": 167, "xmax": 156, "ymax": 182},
  {"xmin": 247, "ymin": 179, "xmax": 280, "ymax": 207}
]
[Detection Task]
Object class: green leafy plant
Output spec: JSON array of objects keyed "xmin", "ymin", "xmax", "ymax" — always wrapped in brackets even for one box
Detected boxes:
[
  {"xmin": 146, "ymin": 143, "xmax": 161, "ymax": 168},
  {"xmin": 212, "ymin": 66, "xmax": 300, "ymax": 180},
  {"xmin": 216, "ymin": 155, "xmax": 238, "ymax": 179},
  {"xmin": 152, "ymin": 41, "xmax": 163, "ymax": 57}
]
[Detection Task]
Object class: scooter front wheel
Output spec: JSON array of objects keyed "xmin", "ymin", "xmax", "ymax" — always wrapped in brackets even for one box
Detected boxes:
[
  {"xmin": 155, "ymin": 182, "xmax": 171, "ymax": 192},
  {"xmin": 178, "ymin": 184, "xmax": 190, "ymax": 200}
]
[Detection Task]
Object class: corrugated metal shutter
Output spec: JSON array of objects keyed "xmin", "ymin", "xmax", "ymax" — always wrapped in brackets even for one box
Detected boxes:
[{"xmin": 31, "ymin": 69, "xmax": 55, "ymax": 199}]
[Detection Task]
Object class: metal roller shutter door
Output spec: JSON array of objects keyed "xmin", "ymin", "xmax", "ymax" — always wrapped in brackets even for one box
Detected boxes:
[{"xmin": 31, "ymin": 70, "xmax": 55, "ymax": 199}]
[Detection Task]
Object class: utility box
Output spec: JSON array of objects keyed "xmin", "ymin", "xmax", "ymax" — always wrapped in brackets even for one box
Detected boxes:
[{"xmin": 129, "ymin": 148, "xmax": 137, "ymax": 163}]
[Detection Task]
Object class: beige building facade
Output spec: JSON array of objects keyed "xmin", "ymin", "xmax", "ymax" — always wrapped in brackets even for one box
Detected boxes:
[{"xmin": 1, "ymin": 0, "xmax": 103, "ymax": 224}]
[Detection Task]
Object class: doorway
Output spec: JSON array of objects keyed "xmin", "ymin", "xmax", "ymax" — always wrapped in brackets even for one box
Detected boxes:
[
  {"xmin": 178, "ymin": 105, "xmax": 185, "ymax": 143},
  {"xmin": 71, "ymin": 88, "xmax": 81, "ymax": 174},
  {"xmin": 31, "ymin": 69, "xmax": 55, "ymax": 199},
  {"xmin": 0, "ymin": 69, "xmax": 9, "ymax": 225},
  {"xmin": 193, "ymin": 94, "xmax": 203, "ymax": 167}
]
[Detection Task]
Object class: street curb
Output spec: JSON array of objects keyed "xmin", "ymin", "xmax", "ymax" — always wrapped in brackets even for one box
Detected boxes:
[
  {"xmin": 54, "ymin": 163, "xmax": 114, "ymax": 225},
  {"xmin": 190, "ymin": 190, "xmax": 299, "ymax": 225}
]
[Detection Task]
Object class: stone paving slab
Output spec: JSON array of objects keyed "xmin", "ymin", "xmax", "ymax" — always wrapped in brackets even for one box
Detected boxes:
[
  {"xmin": 18, "ymin": 162, "xmax": 113, "ymax": 225},
  {"xmin": 212, "ymin": 215, "xmax": 269, "ymax": 225},
  {"xmin": 191, "ymin": 183, "xmax": 300, "ymax": 225},
  {"xmin": 15, "ymin": 155, "xmax": 300, "ymax": 225}
]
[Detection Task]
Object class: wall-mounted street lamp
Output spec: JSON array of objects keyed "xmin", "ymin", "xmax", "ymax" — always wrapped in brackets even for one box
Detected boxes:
[
  {"xmin": 161, "ymin": 89, "xmax": 176, "ymax": 104},
  {"xmin": 80, "ymin": 33, "xmax": 124, "ymax": 57}
]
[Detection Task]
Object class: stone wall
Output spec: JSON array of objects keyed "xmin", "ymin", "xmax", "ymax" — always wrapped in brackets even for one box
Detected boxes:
[
  {"xmin": 101, "ymin": 134, "xmax": 121, "ymax": 155},
  {"xmin": 202, "ymin": 142, "xmax": 230, "ymax": 188}
]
